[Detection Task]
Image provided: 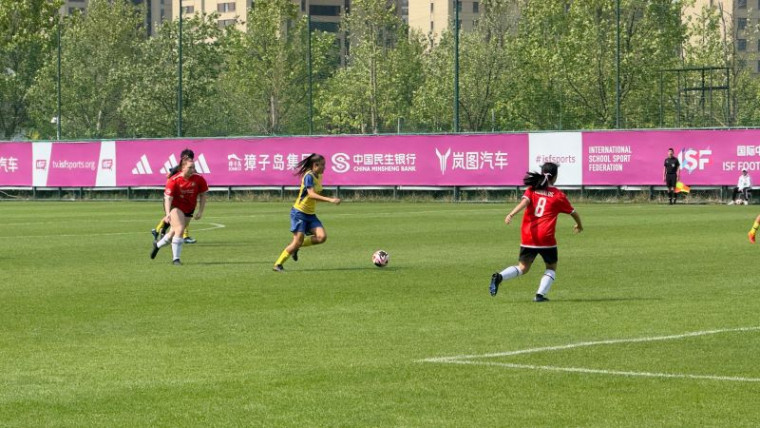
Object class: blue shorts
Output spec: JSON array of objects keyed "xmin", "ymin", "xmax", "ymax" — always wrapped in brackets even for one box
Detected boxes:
[{"xmin": 290, "ymin": 208, "xmax": 323, "ymax": 234}]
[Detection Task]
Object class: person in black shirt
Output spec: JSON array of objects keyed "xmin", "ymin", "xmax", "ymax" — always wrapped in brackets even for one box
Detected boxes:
[{"xmin": 663, "ymin": 148, "xmax": 680, "ymax": 205}]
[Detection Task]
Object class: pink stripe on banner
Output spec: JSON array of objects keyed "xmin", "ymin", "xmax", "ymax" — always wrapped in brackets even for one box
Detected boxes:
[
  {"xmin": 583, "ymin": 129, "xmax": 760, "ymax": 186},
  {"xmin": 115, "ymin": 134, "xmax": 530, "ymax": 186},
  {"xmin": 45, "ymin": 142, "xmax": 101, "ymax": 187},
  {"xmin": 0, "ymin": 143, "xmax": 33, "ymax": 186}
]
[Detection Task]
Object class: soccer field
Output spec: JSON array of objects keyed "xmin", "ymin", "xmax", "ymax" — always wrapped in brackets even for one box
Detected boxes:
[{"xmin": 1, "ymin": 201, "xmax": 759, "ymax": 427}]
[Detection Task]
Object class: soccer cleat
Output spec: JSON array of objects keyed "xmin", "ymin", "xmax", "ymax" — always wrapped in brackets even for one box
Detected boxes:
[
  {"xmin": 151, "ymin": 229, "xmax": 159, "ymax": 240},
  {"xmin": 292, "ymin": 249, "xmax": 299, "ymax": 262},
  {"xmin": 749, "ymin": 231, "xmax": 756, "ymax": 244},
  {"xmin": 533, "ymin": 294, "xmax": 549, "ymax": 302},
  {"xmin": 273, "ymin": 264, "xmax": 284, "ymax": 272},
  {"xmin": 172, "ymin": 259, "xmax": 182, "ymax": 265},
  {"xmin": 184, "ymin": 237, "xmax": 197, "ymax": 244},
  {"xmin": 150, "ymin": 241, "xmax": 160, "ymax": 259},
  {"xmin": 489, "ymin": 273, "xmax": 503, "ymax": 296}
]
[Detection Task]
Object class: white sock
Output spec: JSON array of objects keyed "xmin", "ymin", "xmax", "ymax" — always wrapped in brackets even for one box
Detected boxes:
[
  {"xmin": 537, "ymin": 269, "xmax": 556, "ymax": 296},
  {"xmin": 157, "ymin": 235, "xmax": 171, "ymax": 248},
  {"xmin": 171, "ymin": 237, "xmax": 183, "ymax": 260},
  {"xmin": 499, "ymin": 265, "xmax": 522, "ymax": 281}
]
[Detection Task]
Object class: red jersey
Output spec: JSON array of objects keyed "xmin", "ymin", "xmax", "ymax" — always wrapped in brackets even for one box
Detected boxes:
[
  {"xmin": 164, "ymin": 173, "xmax": 208, "ymax": 213},
  {"xmin": 520, "ymin": 186, "xmax": 574, "ymax": 248}
]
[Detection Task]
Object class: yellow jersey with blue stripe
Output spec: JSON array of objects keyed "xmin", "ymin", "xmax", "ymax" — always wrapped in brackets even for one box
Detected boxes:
[{"xmin": 293, "ymin": 171, "xmax": 322, "ymax": 214}]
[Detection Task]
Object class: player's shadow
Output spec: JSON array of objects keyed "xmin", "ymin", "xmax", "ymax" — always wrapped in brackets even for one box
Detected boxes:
[
  {"xmin": 303, "ymin": 267, "xmax": 400, "ymax": 272},
  {"xmin": 193, "ymin": 261, "xmax": 270, "ymax": 266}
]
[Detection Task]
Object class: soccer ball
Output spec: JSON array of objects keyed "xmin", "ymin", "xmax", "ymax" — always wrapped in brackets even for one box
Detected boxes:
[{"xmin": 372, "ymin": 250, "xmax": 389, "ymax": 267}]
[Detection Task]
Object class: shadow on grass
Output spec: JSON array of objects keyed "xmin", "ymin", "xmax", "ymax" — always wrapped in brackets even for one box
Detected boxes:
[{"xmin": 555, "ymin": 297, "xmax": 661, "ymax": 303}]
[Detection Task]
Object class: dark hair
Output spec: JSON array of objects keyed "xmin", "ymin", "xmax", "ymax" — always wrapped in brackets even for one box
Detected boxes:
[
  {"xmin": 523, "ymin": 162, "xmax": 559, "ymax": 190},
  {"xmin": 294, "ymin": 153, "xmax": 325, "ymax": 176},
  {"xmin": 668, "ymin": 148, "xmax": 674, "ymax": 152},
  {"xmin": 181, "ymin": 148, "xmax": 195, "ymax": 160}
]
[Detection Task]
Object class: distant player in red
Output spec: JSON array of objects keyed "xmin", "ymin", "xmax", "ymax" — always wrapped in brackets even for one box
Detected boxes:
[
  {"xmin": 150, "ymin": 156, "xmax": 208, "ymax": 265},
  {"xmin": 489, "ymin": 162, "xmax": 583, "ymax": 302}
]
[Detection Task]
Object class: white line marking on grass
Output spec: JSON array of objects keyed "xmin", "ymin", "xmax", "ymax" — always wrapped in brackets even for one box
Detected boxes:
[
  {"xmin": 420, "ymin": 326, "xmax": 760, "ymax": 382},
  {"xmin": 0, "ymin": 222, "xmax": 226, "ymax": 239},
  {"xmin": 439, "ymin": 360, "xmax": 760, "ymax": 383}
]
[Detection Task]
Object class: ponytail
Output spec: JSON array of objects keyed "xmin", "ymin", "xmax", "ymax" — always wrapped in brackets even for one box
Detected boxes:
[
  {"xmin": 523, "ymin": 162, "xmax": 559, "ymax": 190},
  {"xmin": 294, "ymin": 153, "xmax": 325, "ymax": 176}
]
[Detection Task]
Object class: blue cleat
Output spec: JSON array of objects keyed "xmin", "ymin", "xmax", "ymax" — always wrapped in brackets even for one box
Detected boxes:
[
  {"xmin": 183, "ymin": 237, "xmax": 197, "ymax": 244},
  {"xmin": 489, "ymin": 273, "xmax": 502, "ymax": 296},
  {"xmin": 273, "ymin": 264, "xmax": 284, "ymax": 272},
  {"xmin": 533, "ymin": 294, "xmax": 549, "ymax": 302},
  {"xmin": 151, "ymin": 229, "xmax": 159, "ymax": 240},
  {"xmin": 172, "ymin": 259, "xmax": 182, "ymax": 266}
]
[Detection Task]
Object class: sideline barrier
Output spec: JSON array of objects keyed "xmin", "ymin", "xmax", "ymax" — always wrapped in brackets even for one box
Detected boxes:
[{"xmin": 2, "ymin": 129, "xmax": 759, "ymax": 188}]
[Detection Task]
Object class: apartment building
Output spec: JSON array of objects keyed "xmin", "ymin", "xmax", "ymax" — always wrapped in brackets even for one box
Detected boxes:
[
  {"xmin": 686, "ymin": 0, "xmax": 760, "ymax": 72},
  {"xmin": 59, "ymin": 0, "xmax": 172, "ymax": 35},
  {"xmin": 408, "ymin": 0, "xmax": 482, "ymax": 42}
]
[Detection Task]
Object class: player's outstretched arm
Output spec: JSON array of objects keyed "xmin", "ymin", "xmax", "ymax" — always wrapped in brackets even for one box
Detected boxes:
[
  {"xmin": 505, "ymin": 198, "xmax": 529, "ymax": 224},
  {"xmin": 571, "ymin": 211, "xmax": 583, "ymax": 233}
]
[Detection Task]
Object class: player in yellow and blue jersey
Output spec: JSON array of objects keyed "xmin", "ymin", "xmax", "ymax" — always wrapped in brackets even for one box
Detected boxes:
[{"xmin": 273, "ymin": 153, "xmax": 341, "ymax": 271}]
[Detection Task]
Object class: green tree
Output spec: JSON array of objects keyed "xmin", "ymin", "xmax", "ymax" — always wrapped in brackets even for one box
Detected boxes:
[
  {"xmin": 318, "ymin": 0, "xmax": 424, "ymax": 134},
  {"xmin": 219, "ymin": 0, "xmax": 336, "ymax": 135},
  {"xmin": 0, "ymin": 0, "xmax": 61, "ymax": 139},
  {"xmin": 27, "ymin": 0, "xmax": 145, "ymax": 139},
  {"xmin": 120, "ymin": 13, "xmax": 226, "ymax": 138}
]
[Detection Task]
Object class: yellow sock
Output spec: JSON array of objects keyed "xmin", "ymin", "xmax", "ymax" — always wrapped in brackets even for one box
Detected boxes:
[
  {"xmin": 275, "ymin": 250, "xmax": 291, "ymax": 266},
  {"xmin": 753, "ymin": 222, "xmax": 759, "ymax": 230},
  {"xmin": 183, "ymin": 228, "xmax": 190, "ymax": 239},
  {"xmin": 155, "ymin": 219, "xmax": 165, "ymax": 231},
  {"xmin": 301, "ymin": 237, "xmax": 313, "ymax": 247}
]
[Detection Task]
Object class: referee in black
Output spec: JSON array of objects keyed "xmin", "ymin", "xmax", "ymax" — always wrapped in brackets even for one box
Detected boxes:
[{"xmin": 663, "ymin": 148, "xmax": 680, "ymax": 205}]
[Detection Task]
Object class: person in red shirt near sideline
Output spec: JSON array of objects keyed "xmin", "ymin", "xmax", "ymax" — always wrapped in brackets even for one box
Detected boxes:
[
  {"xmin": 489, "ymin": 162, "xmax": 583, "ymax": 302},
  {"xmin": 150, "ymin": 156, "xmax": 208, "ymax": 265}
]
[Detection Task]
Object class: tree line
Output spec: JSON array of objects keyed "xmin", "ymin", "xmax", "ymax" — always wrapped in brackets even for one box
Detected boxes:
[{"xmin": 1, "ymin": 0, "xmax": 758, "ymax": 141}]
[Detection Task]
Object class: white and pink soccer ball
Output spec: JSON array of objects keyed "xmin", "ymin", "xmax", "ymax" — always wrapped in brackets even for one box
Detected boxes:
[{"xmin": 372, "ymin": 250, "xmax": 389, "ymax": 267}]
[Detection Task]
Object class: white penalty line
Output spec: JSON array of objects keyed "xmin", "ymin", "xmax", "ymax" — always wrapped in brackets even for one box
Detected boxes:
[{"xmin": 420, "ymin": 326, "xmax": 760, "ymax": 383}]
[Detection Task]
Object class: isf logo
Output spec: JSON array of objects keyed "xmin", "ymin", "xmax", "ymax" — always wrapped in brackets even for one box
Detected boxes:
[{"xmin": 678, "ymin": 148, "xmax": 712, "ymax": 174}]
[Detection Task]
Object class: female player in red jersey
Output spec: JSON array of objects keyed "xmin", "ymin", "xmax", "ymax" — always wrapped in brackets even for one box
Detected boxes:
[
  {"xmin": 489, "ymin": 162, "xmax": 583, "ymax": 302},
  {"xmin": 150, "ymin": 156, "xmax": 208, "ymax": 265}
]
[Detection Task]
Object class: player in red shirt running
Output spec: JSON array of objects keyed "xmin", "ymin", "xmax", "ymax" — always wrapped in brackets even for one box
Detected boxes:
[
  {"xmin": 489, "ymin": 162, "xmax": 583, "ymax": 302},
  {"xmin": 150, "ymin": 156, "xmax": 208, "ymax": 265}
]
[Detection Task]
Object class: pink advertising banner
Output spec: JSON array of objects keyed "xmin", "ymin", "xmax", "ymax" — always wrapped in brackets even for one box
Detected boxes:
[
  {"xmin": 115, "ymin": 134, "xmax": 530, "ymax": 187},
  {"xmin": 582, "ymin": 129, "xmax": 760, "ymax": 185},
  {"xmin": 6, "ymin": 130, "xmax": 760, "ymax": 187},
  {"xmin": 0, "ymin": 142, "xmax": 33, "ymax": 186},
  {"xmin": 44, "ymin": 142, "xmax": 101, "ymax": 187}
]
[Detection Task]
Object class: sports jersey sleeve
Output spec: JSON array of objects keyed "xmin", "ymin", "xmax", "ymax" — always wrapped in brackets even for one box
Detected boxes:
[
  {"xmin": 556, "ymin": 192, "xmax": 574, "ymax": 214},
  {"xmin": 522, "ymin": 188, "xmax": 532, "ymax": 200},
  {"xmin": 164, "ymin": 179, "xmax": 177, "ymax": 198},
  {"xmin": 303, "ymin": 173, "xmax": 315, "ymax": 189},
  {"xmin": 197, "ymin": 175, "xmax": 209, "ymax": 193}
]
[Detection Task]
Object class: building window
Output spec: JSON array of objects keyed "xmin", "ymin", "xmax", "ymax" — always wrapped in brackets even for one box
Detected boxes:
[
  {"xmin": 430, "ymin": 21, "xmax": 434, "ymax": 31},
  {"xmin": 757, "ymin": 60, "xmax": 760, "ymax": 73},
  {"xmin": 312, "ymin": 21, "xmax": 340, "ymax": 32},
  {"xmin": 310, "ymin": 5, "xmax": 341, "ymax": 16},
  {"xmin": 473, "ymin": 2, "xmax": 479, "ymax": 13},
  {"xmin": 301, "ymin": 0, "xmax": 305, "ymax": 12},
  {"xmin": 739, "ymin": 18, "xmax": 747, "ymax": 31},
  {"xmin": 218, "ymin": 2, "xmax": 236, "ymax": 13},
  {"xmin": 739, "ymin": 0, "xmax": 747, "ymax": 8},
  {"xmin": 182, "ymin": 6, "xmax": 194, "ymax": 14},
  {"xmin": 430, "ymin": 2, "xmax": 434, "ymax": 12},
  {"xmin": 738, "ymin": 39, "xmax": 747, "ymax": 51},
  {"xmin": 218, "ymin": 19, "xmax": 237, "ymax": 28},
  {"xmin": 457, "ymin": 1, "xmax": 462, "ymax": 12}
]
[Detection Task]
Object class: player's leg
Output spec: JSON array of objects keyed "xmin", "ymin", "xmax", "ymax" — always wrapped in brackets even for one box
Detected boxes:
[
  {"xmin": 749, "ymin": 213, "xmax": 760, "ymax": 243},
  {"xmin": 169, "ymin": 209, "xmax": 188, "ymax": 264},
  {"xmin": 152, "ymin": 213, "xmax": 177, "ymax": 259},
  {"xmin": 534, "ymin": 249, "xmax": 558, "ymax": 302},
  {"xmin": 490, "ymin": 247, "xmax": 534, "ymax": 296},
  {"xmin": 274, "ymin": 232, "xmax": 305, "ymax": 270}
]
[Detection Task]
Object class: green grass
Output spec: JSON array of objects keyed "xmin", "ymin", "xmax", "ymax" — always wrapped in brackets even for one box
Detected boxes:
[{"xmin": 1, "ymin": 201, "xmax": 759, "ymax": 427}]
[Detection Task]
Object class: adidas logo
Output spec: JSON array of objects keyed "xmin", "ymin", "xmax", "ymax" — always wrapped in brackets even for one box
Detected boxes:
[
  {"xmin": 195, "ymin": 154, "xmax": 211, "ymax": 174},
  {"xmin": 159, "ymin": 153, "xmax": 211, "ymax": 175},
  {"xmin": 131, "ymin": 155, "xmax": 153, "ymax": 175}
]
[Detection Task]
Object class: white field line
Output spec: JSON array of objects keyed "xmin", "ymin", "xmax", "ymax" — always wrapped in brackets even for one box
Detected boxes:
[
  {"xmin": 420, "ymin": 326, "xmax": 760, "ymax": 382},
  {"xmin": 0, "ymin": 222, "xmax": 225, "ymax": 239},
  {"xmin": 439, "ymin": 360, "xmax": 760, "ymax": 383}
]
